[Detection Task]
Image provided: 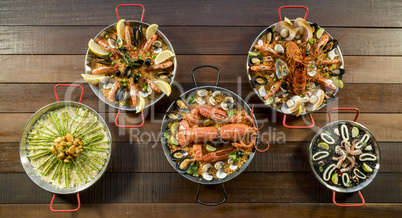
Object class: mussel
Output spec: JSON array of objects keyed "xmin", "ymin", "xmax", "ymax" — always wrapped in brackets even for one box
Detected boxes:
[
  {"xmin": 330, "ymin": 68, "xmax": 345, "ymax": 77},
  {"xmin": 132, "ymin": 26, "xmax": 142, "ymax": 46},
  {"xmin": 266, "ymin": 28, "xmax": 274, "ymax": 44},
  {"xmin": 94, "ymin": 56, "xmax": 112, "ymax": 65},
  {"xmin": 175, "ymin": 98, "xmax": 190, "ymax": 112},
  {"xmin": 324, "ymin": 39, "xmax": 338, "ymax": 52},
  {"xmin": 252, "ymin": 76, "xmax": 268, "ymax": 86},
  {"xmin": 310, "ymin": 23, "xmax": 319, "ymax": 34},
  {"xmin": 145, "ymin": 58, "xmax": 152, "ymax": 66},
  {"xmin": 177, "ymin": 157, "xmax": 195, "ymax": 174},
  {"xmin": 166, "ymin": 111, "xmax": 182, "ymax": 121},
  {"xmin": 171, "ymin": 150, "xmax": 188, "ymax": 161},
  {"xmin": 122, "ymin": 67, "xmax": 132, "ymax": 78},
  {"xmin": 115, "ymin": 87, "xmax": 129, "ymax": 102},
  {"xmin": 156, "ymin": 72, "xmax": 171, "ymax": 81},
  {"xmin": 249, "ymin": 56, "xmax": 262, "ymax": 65}
]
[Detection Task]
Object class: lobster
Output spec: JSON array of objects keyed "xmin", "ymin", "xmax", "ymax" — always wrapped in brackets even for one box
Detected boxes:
[
  {"xmin": 193, "ymin": 144, "xmax": 234, "ymax": 163},
  {"xmin": 188, "ymin": 105, "xmax": 228, "ymax": 126}
]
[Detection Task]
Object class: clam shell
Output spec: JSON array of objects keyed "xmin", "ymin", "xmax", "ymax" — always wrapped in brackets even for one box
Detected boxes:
[
  {"xmin": 258, "ymin": 86, "xmax": 267, "ymax": 97},
  {"xmin": 196, "ymin": 96, "xmax": 205, "ymax": 105},
  {"xmin": 216, "ymin": 170, "xmax": 227, "ymax": 179},
  {"xmin": 306, "ymin": 89, "xmax": 325, "ymax": 111},
  {"xmin": 152, "ymin": 40, "xmax": 162, "ymax": 48},
  {"xmin": 138, "ymin": 91, "xmax": 149, "ymax": 98},
  {"xmin": 281, "ymin": 96, "xmax": 302, "ymax": 114},
  {"xmin": 100, "ymin": 76, "xmax": 110, "ymax": 84},
  {"xmin": 197, "ymin": 89, "xmax": 208, "ymax": 97},
  {"xmin": 212, "ymin": 91, "xmax": 221, "ymax": 97},
  {"xmin": 275, "ymin": 59, "xmax": 289, "ymax": 79},
  {"xmin": 274, "ymin": 44, "xmax": 284, "ymax": 54},
  {"xmin": 202, "ymin": 173, "xmax": 213, "ymax": 181},
  {"xmin": 274, "ymin": 21, "xmax": 296, "ymax": 41},
  {"xmin": 202, "ymin": 163, "xmax": 212, "ymax": 172},
  {"xmin": 154, "ymin": 47, "xmax": 162, "ymax": 54},
  {"xmin": 214, "ymin": 161, "xmax": 225, "ymax": 171},
  {"xmin": 209, "ymin": 96, "xmax": 216, "ymax": 105},
  {"xmin": 294, "ymin": 18, "xmax": 313, "ymax": 41}
]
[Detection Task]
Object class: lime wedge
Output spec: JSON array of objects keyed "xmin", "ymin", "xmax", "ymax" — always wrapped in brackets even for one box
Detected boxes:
[
  {"xmin": 170, "ymin": 123, "xmax": 178, "ymax": 133},
  {"xmin": 331, "ymin": 173, "xmax": 339, "ymax": 185},
  {"xmin": 284, "ymin": 17, "xmax": 293, "ymax": 25},
  {"xmin": 316, "ymin": 28, "xmax": 325, "ymax": 39},
  {"xmin": 206, "ymin": 144, "xmax": 216, "ymax": 152},
  {"xmin": 362, "ymin": 163, "xmax": 373, "ymax": 173},
  {"xmin": 264, "ymin": 97, "xmax": 273, "ymax": 105},
  {"xmin": 169, "ymin": 136, "xmax": 178, "ymax": 145},
  {"xmin": 248, "ymin": 51, "xmax": 260, "ymax": 56},
  {"xmin": 294, "ymin": 105, "xmax": 302, "ymax": 117},
  {"xmin": 317, "ymin": 142, "xmax": 329, "ymax": 150},
  {"xmin": 352, "ymin": 127, "xmax": 359, "ymax": 137},
  {"xmin": 333, "ymin": 79, "xmax": 344, "ymax": 88}
]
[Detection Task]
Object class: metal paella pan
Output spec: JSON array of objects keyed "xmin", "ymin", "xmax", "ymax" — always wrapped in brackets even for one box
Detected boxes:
[
  {"xmin": 84, "ymin": 4, "xmax": 177, "ymax": 112},
  {"xmin": 19, "ymin": 85, "xmax": 112, "ymax": 211},
  {"xmin": 247, "ymin": 6, "xmax": 345, "ymax": 120},
  {"xmin": 161, "ymin": 65, "xmax": 262, "ymax": 206},
  {"xmin": 309, "ymin": 108, "xmax": 380, "ymax": 207}
]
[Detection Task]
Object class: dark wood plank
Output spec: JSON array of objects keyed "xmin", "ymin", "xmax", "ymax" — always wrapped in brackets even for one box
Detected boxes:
[
  {"xmin": 1, "ymin": 112, "xmax": 401, "ymax": 143},
  {"xmin": 1, "ymin": 142, "xmax": 400, "ymax": 174},
  {"xmin": 0, "ymin": 172, "xmax": 399, "ymax": 204},
  {"xmin": 0, "ymin": 26, "xmax": 401, "ymax": 55},
  {"xmin": 2, "ymin": 203, "xmax": 402, "ymax": 217},
  {"xmin": 1, "ymin": 55, "xmax": 401, "ymax": 84},
  {"xmin": 0, "ymin": 83, "xmax": 401, "ymax": 114},
  {"xmin": 0, "ymin": 0, "xmax": 401, "ymax": 28}
]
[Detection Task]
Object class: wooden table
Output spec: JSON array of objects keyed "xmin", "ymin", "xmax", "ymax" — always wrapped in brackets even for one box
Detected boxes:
[{"xmin": 1, "ymin": 0, "xmax": 401, "ymax": 216}]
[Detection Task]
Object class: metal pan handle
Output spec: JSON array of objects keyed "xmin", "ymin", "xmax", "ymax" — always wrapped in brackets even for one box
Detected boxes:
[
  {"xmin": 191, "ymin": 65, "xmax": 221, "ymax": 87},
  {"xmin": 196, "ymin": 183, "xmax": 227, "ymax": 206},
  {"xmin": 277, "ymin": 5, "xmax": 309, "ymax": 21},
  {"xmin": 115, "ymin": 110, "xmax": 145, "ymax": 128},
  {"xmin": 50, "ymin": 193, "xmax": 81, "ymax": 212},
  {"xmin": 115, "ymin": 4, "xmax": 145, "ymax": 22},
  {"xmin": 332, "ymin": 190, "xmax": 365, "ymax": 207},
  {"xmin": 282, "ymin": 114, "xmax": 315, "ymax": 129},
  {"xmin": 329, "ymin": 107, "xmax": 360, "ymax": 122},
  {"xmin": 54, "ymin": 84, "xmax": 84, "ymax": 103}
]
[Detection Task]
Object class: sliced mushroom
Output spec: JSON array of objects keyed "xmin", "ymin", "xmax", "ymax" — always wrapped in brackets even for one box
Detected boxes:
[{"xmin": 274, "ymin": 21, "xmax": 296, "ymax": 41}]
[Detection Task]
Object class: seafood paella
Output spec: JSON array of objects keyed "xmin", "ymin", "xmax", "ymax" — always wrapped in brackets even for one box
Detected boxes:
[
  {"xmin": 84, "ymin": 20, "xmax": 175, "ymax": 112},
  {"xmin": 25, "ymin": 105, "xmax": 110, "ymax": 188},
  {"xmin": 311, "ymin": 122, "xmax": 379, "ymax": 188},
  {"xmin": 164, "ymin": 89, "xmax": 259, "ymax": 181},
  {"xmin": 248, "ymin": 18, "xmax": 345, "ymax": 116}
]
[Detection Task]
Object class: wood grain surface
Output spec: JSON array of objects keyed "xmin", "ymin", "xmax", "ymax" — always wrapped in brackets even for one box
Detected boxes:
[{"xmin": 1, "ymin": 0, "xmax": 401, "ymax": 216}]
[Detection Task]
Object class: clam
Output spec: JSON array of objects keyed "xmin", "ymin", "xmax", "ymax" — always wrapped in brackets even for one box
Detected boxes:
[
  {"xmin": 197, "ymin": 89, "xmax": 208, "ymax": 97},
  {"xmin": 281, "ymin": 95, "xmax": 302, "ymax": 114},
  {"xmin": 175, "ymin": 98, "xmax": 190, "ymax": 112},
  {"xmin": 228, "ymin": 159, "xmax": 238, "ymax": 170},
  {"xmin": 108, "ymin": 35, "xmax": 123, "ymax": 49},
  {"xmin": 103, "ymin": 82, "xmax": 114, "ymax": 89},
  {"xmin": 202, "ymin": 163, "xmax": 212, "ymax": 172},
  {"xmin": 258, "ymin": 86, "xmax": 267, "ymax": 97},
  {"xmin": 152, "ymin": 40, "xmax": 162, "ymax": 48},
  {"xmin": 99, "ymin": 76, "xmax": 110, "ymax": 84},
  {"xmin": 209, "ymin": 96, "xmax": 216, "ymax": 105},
  {"xmin": 274, "ymin": 44, "xmax": 284, "ymax": 54},
  {"xmin": 221, "ymin": 102, "xmax": 229, "ymax": 110},
  {"xmin": 225, "ymin": 97, "xmax": 234, "ymax": 104},
  {"xmin": 249, "ymin": 56, "xmax": 262, "ymax": 65},
  {"xmin": 156, "ymin": 72, "xmax": 171, "ymax": 82},
  {"xmin": 274, "ymin": 21, "xmax": 296, "ymax": 41},
  {"xmin": 307, "ymin": 62, "xmax": 317, "ymax": 77},
  {"xmin": 214, "ymin": 161, "xmax": 225, "ymax": 171},
  {"xmin": 221, "ymin": 97, "xmax": 234, "ymax": 111},
  {"xmin": 132, "ymin": 26, "xmax": 143, "ymax": 46},
  {"xmin": 171, "ymin": 150, "xmax": 188, "ymax": 161},
  {"xmin": 334, "ymin": 128, "xmax": 340, "ymax": 136},
  {"xmin": 306, "ymin": 89, "xmax": 325, "ymax": 111},
  {"xmin": 166, "ymin": 111, "xmax": 182, "ymax": 121},
  {"xmin": 177, "ymin": 157, "xmax": 195, "ymax": 174},
  {"xmin": 138, "ymin": 91, "xmax": 149, "ymax": 98},
  {"xmin": 275, "ymin": 59, "xmax": 289, "ymax": 79},
  {"xmin": 212, "ymin": 91, "xmax": 221, "ymax": 97},
  {"xmin": 266, "ymin": 28, "xmax": 274, "ymax": 44},
  {"xmin": 202, "ymin": 173, "xmax": 213, "ymax": 181},
  {"xmin": 196, "ymin": 96, "xmax": 206, "ymax": 105},
  {"xmin": 257, "ymin": 39, "xmax": 263, "ymax": 46},
  {"xmin": 252, "ymin": 76, "xmax": 268, "ymax": 86},
  {"xmin": 328, "ymin": 49, "xmax": 338, "ymax": 60},
  {"xmin": 154, "ymin": 47, "xmax": 162, "ymax": 54},
  {"xmin": 306, "ymin": 82, "xmax": 316, "ymax": 90},
  {"xmin": 216, "ymin": 170, "xmax": 227, "ymax": 179},
  {"xmin": 293, "ymin": 18, "xmax": 313, "ymax": 41}
]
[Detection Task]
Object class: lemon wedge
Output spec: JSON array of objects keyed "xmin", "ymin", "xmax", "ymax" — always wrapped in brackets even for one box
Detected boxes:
[
  {"xmin": 146, "ymin": 24, "xmax": 158, "ymax": 40},
  {"xmin": 88, "ymin": 39, "xmax": 108, "ymax": 56},
  {"xmin": 81, "ymin": 74, "xmax": 102, "ymax": 85},
  {"xmin": 116, "ymin": 19, "xmax": 126, "ymax": 39},
  {"xmin": 294, "ymin": 105, "xmax": 302, "ymax": 117},
  {"xmin": 154, "ymin": 50, "xmax": 175, "ymax": 65},
  {"xmin": 284, "ymin": 17, "xmax": 293, "ymax": 25},
  {"xmin": 154, "ymin": 79, "xmax": 172, "ymax": 96},
  {"xmin": 135, "ymin": 95, "xmax": 145, "ymax": 113}
]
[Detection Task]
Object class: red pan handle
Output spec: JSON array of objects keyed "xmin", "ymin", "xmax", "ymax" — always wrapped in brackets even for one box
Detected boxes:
[
  {"xmin": 115, "ymin": 110, "xmax": 145, "ymax": 128},
  {"xmin": 116, "ymin": 4, "xmax": 145, "ymax": 22},
  {"xmin": 54, "ymin": 84, "xmax": 84, "ymax": 103},
  {"xmin": 50, "ymin": 193, "xmax": 81, "ymax": 212},
  {"xmin": 328, "ymin": 108, "xmax": 360, "ymax": 122},
  {"xmin": 277, "ymin": 5, "xmax": 309, "ymax": 21},
  {"xmin": 283, "ymin": 114, "xmax": 315, "ymax": 129},
  {"xmin": 332, "ymin": 191, "xmax": 365, "ymax": 207}
]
